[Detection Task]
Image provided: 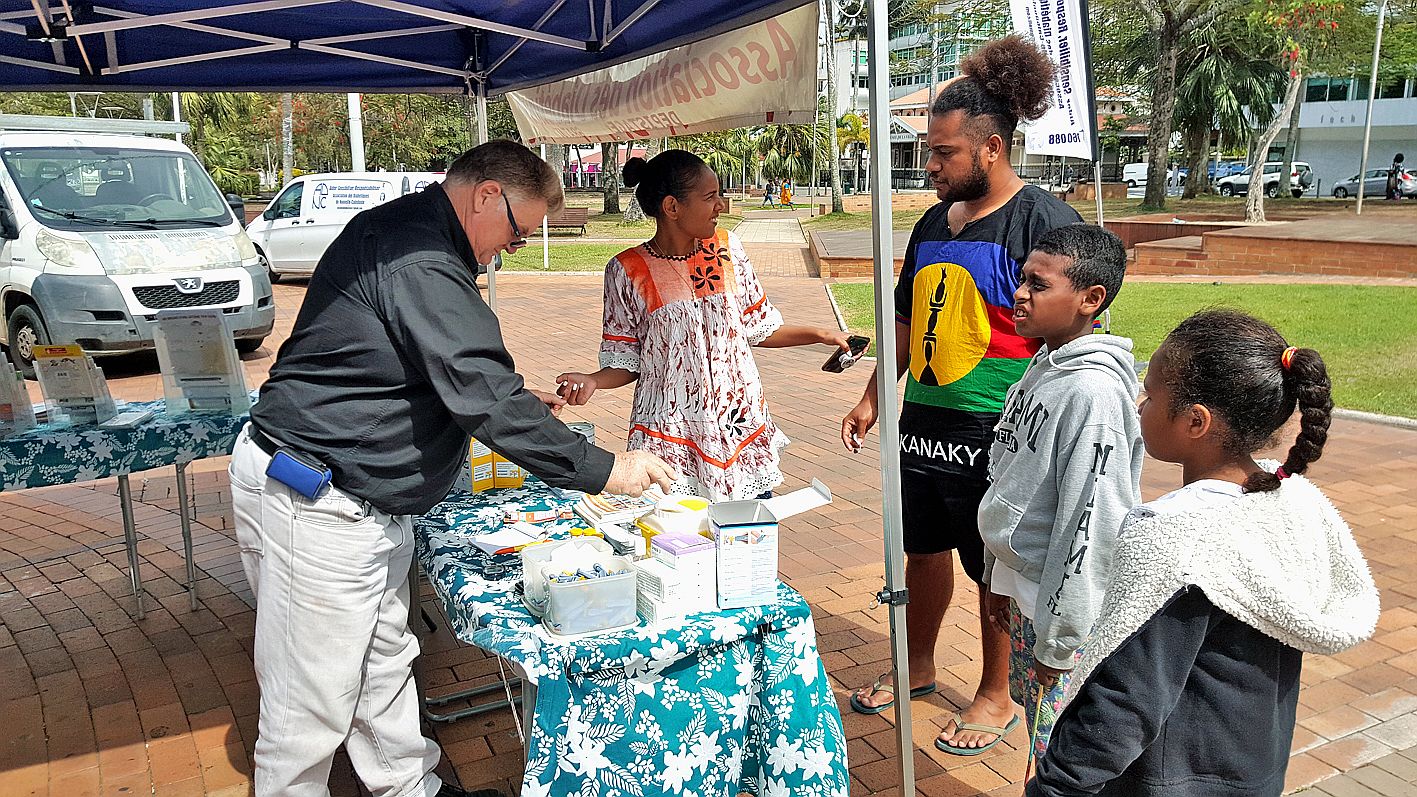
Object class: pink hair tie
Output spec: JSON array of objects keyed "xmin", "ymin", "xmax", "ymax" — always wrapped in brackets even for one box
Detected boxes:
[{"xmin": 1275, "ymin": 466, "xmax": 1291, "ymax": 480}]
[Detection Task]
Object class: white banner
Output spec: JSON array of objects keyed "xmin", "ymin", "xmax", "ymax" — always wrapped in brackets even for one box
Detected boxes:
[
  {"xmin": 1010, "ymin": 0, "xmax": 1095, "ymax": 160},
  {"xmin": 507, "ymin": 4, "xmax": 817, "ymax": 145}
]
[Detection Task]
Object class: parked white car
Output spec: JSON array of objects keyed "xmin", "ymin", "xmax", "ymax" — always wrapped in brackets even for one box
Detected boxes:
[
  {"xmin": 0, "ymin": 114, "xmax": 274, "ymax": 374},
  {"xmin": 246, "ymin": 171, "xmax": 441, "ymax": 281},
  {"xmin": 1216, "ymin": 161, "xmax": 1313, "ymax": 198},
  {"xmin": 1122, "ymin": 162, "xmax": 1148, "ymax": 187}
]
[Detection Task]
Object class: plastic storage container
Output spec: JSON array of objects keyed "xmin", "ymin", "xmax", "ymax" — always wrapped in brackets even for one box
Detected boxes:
[
  {"xmin": 544, "ymin": 555, "xmax": 638, "ymax": 636},
  {"xmin": 521, "ymin": 537, "xmax": 614, "ymax": 617}
]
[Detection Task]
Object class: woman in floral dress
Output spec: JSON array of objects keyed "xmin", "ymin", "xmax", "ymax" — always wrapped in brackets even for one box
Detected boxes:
[{"xmin": 556, "ymin": 150, "xmax": 847, "ymax": 501}]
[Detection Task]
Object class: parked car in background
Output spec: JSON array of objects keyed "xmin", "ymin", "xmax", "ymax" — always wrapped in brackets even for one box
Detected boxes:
[
  {"xmin": 1332, "ymin": 168, "xmax": 1417, "ymax": 199},
  {"xmin": 246, "ymin": 171, "xmax": 441, "ymax": 281},
  {"xmin": 1216, "ymin": 161, "xmax": 1313, "ymax": 198},
  {"xmin": 0, "ymin": 114, "xmax": 274, "ymax": 375},
  {"xmin": 1122, "ymin": 162, "xmax": 1148, "ymax": 187}
]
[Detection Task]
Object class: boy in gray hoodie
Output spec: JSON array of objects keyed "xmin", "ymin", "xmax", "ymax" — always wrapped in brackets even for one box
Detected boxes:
[{"xmin": 963, "ymin": 224, "xmax": 1142, "ymax": 760}]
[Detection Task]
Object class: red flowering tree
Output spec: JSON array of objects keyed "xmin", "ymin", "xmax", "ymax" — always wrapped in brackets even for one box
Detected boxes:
[{"xmin": 1245, "ymin": 0, "xmax": 1342, "ymax": 221}]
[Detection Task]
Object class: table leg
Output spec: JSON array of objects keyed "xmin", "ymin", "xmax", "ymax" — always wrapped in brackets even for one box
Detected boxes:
[
  {"xmin": 117, "ymin": 474, "xmax": 144, "ymax": 619},
  {"xmin": 408, "ymin": 557, "xmax": 525, "ymax": 724},
  {"xmin": 175, "ymin": 463, "xmax": 198, "ymax": 611}
]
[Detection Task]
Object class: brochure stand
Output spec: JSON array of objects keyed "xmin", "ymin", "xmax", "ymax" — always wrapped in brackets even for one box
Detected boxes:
[
  {"xmin": 0, "ymin": 351, "xmax": 35, "ymax": 437},
  {"xmin": 33, "ymin": 344, "xmax": 117, "ymax": 426},
  {"xmin": 153, "ymin": 309, "xmax": 250, "ymax": 414}
]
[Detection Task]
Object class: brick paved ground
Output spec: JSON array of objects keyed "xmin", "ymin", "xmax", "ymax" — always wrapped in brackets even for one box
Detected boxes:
[{"xmin": 2, "ymin": 260, "xmax": 1415, "ymax": 797}]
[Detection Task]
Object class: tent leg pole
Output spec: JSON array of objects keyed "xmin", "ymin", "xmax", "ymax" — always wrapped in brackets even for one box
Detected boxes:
[
  {"xmin": 867, "ymin": 0, "xmax": 914, "ymax": 792},
  {"xmin": 1356, "ymin": 0, "xmax": 1387, "ymax": 216},
  {"xmin": 476, "ymin": 82, "xmax": 498, "ymax": 309}
]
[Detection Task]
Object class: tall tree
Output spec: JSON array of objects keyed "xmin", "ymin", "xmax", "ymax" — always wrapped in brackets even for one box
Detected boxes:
[
  {"xmin": 1171, "ymin": 20, "xmax": 1285, "ymax": 199},
  {"xmin": 601, "ymin": 142, "xmax": 622, "ymax": 214},
  {"xmin": 1096, "ymin": 0, "xmax": 1254, "ymax": 208},
  {"xmin": 1244, "ymin": 0, "xmax": 1341, "ymax": 222}
]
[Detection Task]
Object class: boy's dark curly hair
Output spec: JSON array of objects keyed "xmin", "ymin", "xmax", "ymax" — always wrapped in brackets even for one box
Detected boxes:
[{"xmin": 930, "ymin": 35, "xmax": 1055, "ymax": 147}]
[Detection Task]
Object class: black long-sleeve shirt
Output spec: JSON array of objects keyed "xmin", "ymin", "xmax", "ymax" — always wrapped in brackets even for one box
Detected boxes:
[
  {"xmin": 250, "ymin": 182, "xmax": 614, "ymax": 515},
  {"xmin": 1028, "ymin": 586, "xmax": 1301, "ymax": 797}
]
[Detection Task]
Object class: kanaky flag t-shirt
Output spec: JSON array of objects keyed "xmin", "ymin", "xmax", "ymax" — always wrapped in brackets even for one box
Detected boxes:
[{"xmin": 892, "ymin": 185, "xmax": 1082, "ymax": 479}]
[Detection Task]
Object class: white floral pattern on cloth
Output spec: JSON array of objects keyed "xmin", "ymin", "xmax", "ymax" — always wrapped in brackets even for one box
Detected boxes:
[
  {"xmin": 0, "ymin": 400, "xmax": 247, "ymax": 492},
  {"xmin": 415, "ymin": 478, "xmax": 849, "ymax": 797},
  {"xmin": 598, "ymin": 230, "xmax": 788, "ymax": 502}
]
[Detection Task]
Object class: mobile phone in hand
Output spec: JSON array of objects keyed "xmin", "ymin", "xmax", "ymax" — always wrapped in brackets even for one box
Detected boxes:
[{"xmin": 822, "ymin": 335, "xmax": 871, "ymax": 373}]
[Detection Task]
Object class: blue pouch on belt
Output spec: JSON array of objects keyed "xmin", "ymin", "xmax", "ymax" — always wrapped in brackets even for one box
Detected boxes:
[{"xmin": 266, "ymin": 447, "xmax": 333, "ymax": 500}]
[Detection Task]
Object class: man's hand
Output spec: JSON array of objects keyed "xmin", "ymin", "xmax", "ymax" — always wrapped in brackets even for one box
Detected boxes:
[
  {"xmin": 604, "ymin": 450, "xmax": 679, "ymax": 496},
  {"xmin": 555, "ymin": 372, "xmax": 600, "ymax": 407},
  {"xmin": 841, "ymin": 397, "xmax": 879, "ymax": 453},
  {"xmin": 1033, "ymin": 658, "xmax": 1072, "ymax": 691},
  {"xmin": 528, "ymin": 388, "xmax": 566, "ymax": 416}
]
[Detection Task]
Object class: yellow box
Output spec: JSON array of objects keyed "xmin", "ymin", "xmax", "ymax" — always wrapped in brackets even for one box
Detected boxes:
[
  {"xmin": 466, "ymin": 438, "xmax": 495, "ymax": 493},
  {"xmin": 492, "ymin": 453, "xmax": 527, "ymax": 488}
]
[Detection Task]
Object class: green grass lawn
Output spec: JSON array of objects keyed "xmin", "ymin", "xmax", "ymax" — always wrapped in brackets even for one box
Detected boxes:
[
  {"xmin": 501, "ymin": 242, "xmax": 625, "ymax": 271},
  {"xmin": 828, "ymin": 282, "xmax": 1417, "ymax": 418},
  {"xmin": 800, "ymin": 195, "xmax": 1377, "ymax": 230}
]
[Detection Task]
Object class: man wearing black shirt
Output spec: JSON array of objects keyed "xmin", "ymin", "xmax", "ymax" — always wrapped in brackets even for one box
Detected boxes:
[
  {"xmin": 230, "ymin": 140, "xmax": 675, "ymax": 797},
  {"xmin": 840, "ymin": 38, "xmax": 1082, "ymax": 755}
]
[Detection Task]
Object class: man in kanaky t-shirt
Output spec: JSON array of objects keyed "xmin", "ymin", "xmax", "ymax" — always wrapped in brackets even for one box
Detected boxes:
[{"xmin": 841, "ymin": 35, "xmax": 1083, "ymax": 755}]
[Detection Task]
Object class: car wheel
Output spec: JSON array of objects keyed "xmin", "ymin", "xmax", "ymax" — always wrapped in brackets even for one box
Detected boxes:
[
  {"xmin": 1334, "ymin": 187, "xmax": 1348, "ymax": 199},
  {"xmin": 1219, "ymin": 184, "xmax": 1234, "ymax": 197},
  {"xmin": 1126, "ymin": 180, "xmax": 1136, "ymax": 188},
  {"xmin": 1292, "ymin": 189, "xmax": 1303, "ymax": 198},
  {"xmin": 1265, "ymin": 184, "xmax": 1280, "ymax": 198},
  {"xmin": 6, "ymin": 304, "xmax": 50, "ymax": 379},
  {"xmin": 257, "ymin": 245, "xmax": 280, "ymax": 284},
  {"xmin": 236, "ymin": 337, "xmax": 266, "ymax": 355}
]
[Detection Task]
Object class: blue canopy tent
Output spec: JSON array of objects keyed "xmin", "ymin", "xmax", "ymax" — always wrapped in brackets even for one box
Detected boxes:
[
  {"xmin": 0, "ymin": 0, "xmax": 813, "ymax": 95},
  {"xmin": 0, "ymin": 1, "xmax": 917, "ymax": 791}
]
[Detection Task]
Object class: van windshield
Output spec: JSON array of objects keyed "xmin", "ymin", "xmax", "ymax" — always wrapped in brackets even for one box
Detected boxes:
[{"xmin": 1, "ymin": 145, "xmax": 233, "ymax": 231}]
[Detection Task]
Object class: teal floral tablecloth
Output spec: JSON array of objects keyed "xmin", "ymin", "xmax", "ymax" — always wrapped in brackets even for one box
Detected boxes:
[
  {"xmin": 416, "ymin": 479, "xmax": 850, "ymax": 797},
  {"xmin": 0, "ymin": 400, "xmax": 248, "ymax": 492}
]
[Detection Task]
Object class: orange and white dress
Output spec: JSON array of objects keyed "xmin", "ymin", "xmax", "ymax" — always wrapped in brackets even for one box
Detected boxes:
[{"xmin": 599, "ymin": 229, "xmax": 787, "ymax": 501}]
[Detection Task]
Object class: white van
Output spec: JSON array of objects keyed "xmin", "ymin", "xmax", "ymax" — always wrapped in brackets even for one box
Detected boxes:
[
  {"xmin": 0, "ymin": 115, "xmax": 274, "ymax": 375},
  {"xmin": 247, "ymin": 171, "xmax": 442, "ymax": 281},
  {"xmin": 1122, "ymin": 162, "xmax": 1148, "ymax": 187}
]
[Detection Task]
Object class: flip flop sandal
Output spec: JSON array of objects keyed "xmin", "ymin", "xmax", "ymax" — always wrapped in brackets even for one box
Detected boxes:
[
  {"xmin": 934, "ymin": 712, "xmax": 1021, "ymax": 756},
  {"xmin": 848, "ymin": 672, "xmax": 938, "ymax": 715}
]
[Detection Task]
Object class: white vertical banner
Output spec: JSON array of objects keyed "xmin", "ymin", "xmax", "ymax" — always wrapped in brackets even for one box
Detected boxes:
[{"xmin": 1010, "ymin": 0, "xmax": 1095, "ymax": 160}]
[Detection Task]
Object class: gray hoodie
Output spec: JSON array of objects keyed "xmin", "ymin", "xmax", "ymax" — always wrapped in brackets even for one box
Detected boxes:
[{"xmin": 979, "ymin": 333, "xmax": 1143, "ymax": 670}]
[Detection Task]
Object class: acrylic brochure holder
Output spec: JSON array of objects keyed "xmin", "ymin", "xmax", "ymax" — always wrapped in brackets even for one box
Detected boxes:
[
  {"xmin": 33, "ymin": 344, "xmax": 118, "ymax": 426},
  {"xmin": 153, "ymin": 309, "xmax": 250, "ymax": 415}
]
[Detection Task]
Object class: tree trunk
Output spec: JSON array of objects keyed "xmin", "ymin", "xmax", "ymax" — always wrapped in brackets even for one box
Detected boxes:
[
  {"xmin": 281, "ymin": 92, "xmax": 294, "ymax": 187},
  {"xmin": 622, "ymin": 139, "xmax": 661, "ymax": 222},
  {"xmin": 601, "ymin": 141, "xmax": 621, "ymax": 215},
  {"xmin": 1181, "ymin": 118, "xmax": 1209, "ymax": 200},
  {"xmin": 825, "ymin": 1, "xmax": 844, "ymax": 214},
  {"xmin": 1246, "ymin": 70, "xmax": 1303, "ymax": 223},
  {"xmin": 1143, "ymin": 21, "xmax": 1181, "ymax": 209},
  {"xmin": 1277, "ymin": 96, "xmax": 1302, "ymax": 196},
  {"xmin": 545, "ymin": 143, "xmax": 566, "ymax": 187}
]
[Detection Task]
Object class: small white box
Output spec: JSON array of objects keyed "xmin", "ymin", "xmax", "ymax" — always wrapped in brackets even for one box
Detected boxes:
[
  {"xmin": 633, "ymin": 558, "xmax": 682, "ymax": 603},
  {"xmin": 636, "ymin": 589, "xmax": 683, "ymax": 626},
  {"xmin": 710, "ymin": 480, "xmax": 832, "ymax": 610}
]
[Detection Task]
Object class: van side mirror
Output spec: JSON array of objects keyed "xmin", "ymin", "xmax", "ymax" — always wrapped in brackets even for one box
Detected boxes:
[
  {"xmin": 226, "ymin": 193, "xmax": 245, "ymax": 222},
  {"xmin": 0, "ymin": 207, "xmax": 18, "ymax": 240}
]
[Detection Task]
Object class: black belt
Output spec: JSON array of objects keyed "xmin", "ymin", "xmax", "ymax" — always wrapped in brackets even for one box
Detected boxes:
[{"xmin": 247, "ymin": 423, "xmax": 281, "ymax": 457}]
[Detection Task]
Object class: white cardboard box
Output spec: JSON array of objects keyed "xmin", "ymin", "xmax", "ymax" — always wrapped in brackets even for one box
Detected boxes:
[{"xmin": 710, "ymin": 480, "xmax": 831, "ymax": 609}]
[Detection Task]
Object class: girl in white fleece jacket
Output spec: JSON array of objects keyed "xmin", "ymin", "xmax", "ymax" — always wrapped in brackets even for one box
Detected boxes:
[{"xmin": 1028, "ymin": 309, "xmax": 1379, "ymax": 797}]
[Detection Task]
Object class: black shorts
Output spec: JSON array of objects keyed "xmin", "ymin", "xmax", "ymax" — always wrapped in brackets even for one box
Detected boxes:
[{"xmin": 900, "ymin": 468, "xmax": 989, "ymax": 584}]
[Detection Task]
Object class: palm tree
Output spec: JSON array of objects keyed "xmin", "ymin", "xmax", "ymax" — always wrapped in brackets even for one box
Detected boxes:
[
  {"xmin": 755, "ymin": 123, "xmax": 829, "ymax": 186},
  {"xmin": 836, "ymin": 113, "xmax": 869, "ymax": 193},
  {"xmin": 1172, "ymin": 22, "xmax": 1285, "ymax": 199}
]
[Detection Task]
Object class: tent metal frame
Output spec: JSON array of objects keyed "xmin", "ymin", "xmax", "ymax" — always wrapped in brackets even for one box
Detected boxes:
[{"xmin": 0, "ymin": 0, "xmax": 917, "ymax": 791}]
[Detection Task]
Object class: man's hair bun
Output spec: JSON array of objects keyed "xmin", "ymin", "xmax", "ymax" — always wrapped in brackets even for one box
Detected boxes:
[{"xmin": 959, "ymin": 35, "xmax": 1056, "ymax": 124}]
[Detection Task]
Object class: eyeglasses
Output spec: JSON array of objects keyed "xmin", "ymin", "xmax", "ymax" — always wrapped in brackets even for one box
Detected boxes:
[{"xmin": 502, "ymin": 193, "xmax": 526, "ymax": 249}]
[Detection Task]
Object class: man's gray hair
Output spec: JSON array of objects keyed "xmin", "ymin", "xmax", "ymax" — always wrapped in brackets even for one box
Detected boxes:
[{"xmin": 444, "ymin": 139, "xmax": 564, "ymax": 215}]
